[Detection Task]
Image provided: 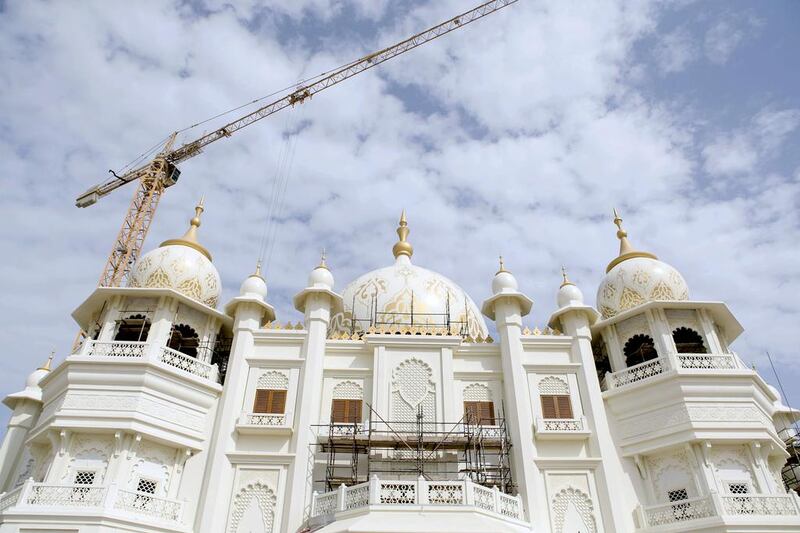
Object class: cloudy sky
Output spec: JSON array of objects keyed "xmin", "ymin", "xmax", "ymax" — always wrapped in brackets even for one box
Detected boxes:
[{"xmin": 0, "ymin": 0, "xmax": 798, "ymax": 430}]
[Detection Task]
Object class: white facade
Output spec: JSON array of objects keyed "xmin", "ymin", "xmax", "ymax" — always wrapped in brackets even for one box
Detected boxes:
[{"xmin": 1, "ymin": 207, "xmax": 799, "ymax": 533}]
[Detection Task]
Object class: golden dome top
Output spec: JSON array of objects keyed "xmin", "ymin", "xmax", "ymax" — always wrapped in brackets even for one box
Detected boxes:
[
  {"xmin": 37, "ymin": 351, "xmax": 54, "ymax": 372},
  {"xmin": 160, "ymin": 197, "xmax": 212, "ymax": 261},
  {"xmin": 605, "ymin": 208, "xmax": 657, "ymax": 273},
  {"xmin": 392, "ymin": 210, "xmax": 414, "ymax": 259}
]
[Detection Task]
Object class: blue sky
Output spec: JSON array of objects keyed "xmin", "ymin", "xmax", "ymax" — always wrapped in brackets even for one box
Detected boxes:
[{"xmin": 0, "ymin": 0, "xmax": 799, "ymax": 432}]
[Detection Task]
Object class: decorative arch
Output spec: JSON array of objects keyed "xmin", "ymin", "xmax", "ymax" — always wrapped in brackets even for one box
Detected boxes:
[
  {"xmin": 538, "ymin": 376, "xmax": 570, "ymax": 395},
  {"xmin": 623, "ymin": 334, "xmax": 659, "ymax": 367},
  {"xmin": 168, "ymin": 323, "xmax": 199, "ymax": 358},
  {"xmin": 257, "ymin": 371, "xmax": 289, "ymax": 390},
  {"xmin": 672, "ymin": 327, "xmax": 707, "ymax": 354},
  {"xmin": 551, "ymin": 487, "xmax": 596, "ymax": 533},
  {"xmin": 391, "ymin": 358, "xmax": 436, "ymax": 430},
  {"xmin": 332, "ymin": 380, "xmax": 363, "ymax": 400},
  {"xmin": 228, "ymin": 482, "xmax": 276, "ymax": 533},
  {"xmin": 114, "ymin": 313, "xmax": 151, "ymax": 342},
  {"xmin": 130, "ymin": 455, "xmax": 171, "ymax": 497},
  {"xmin": 463, "ymin": 383, "xmax": 492, "ymax": 402}
]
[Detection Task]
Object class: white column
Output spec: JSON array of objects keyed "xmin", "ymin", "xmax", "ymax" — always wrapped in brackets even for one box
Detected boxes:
[
  {"xmin": 557, "ymin": 308, "xmax": 632, "ymax": 531},
  {"xmin": 284, "ymin": 291, "xmax": 333, "ymax": 531},
  {"xmin": 492, "ymin": 296, "xmax": 542, "ymax": 525},
  {"xmin": 0, "ymin": 398, "xmax": 41, "ymax": 491},
  {"xmin": 440, "ymin": 347, "xmax": 456, "ymax": 422},
  {"xmin": 195, "ymin": 300, "xmax": 264, "ymax": 533}
]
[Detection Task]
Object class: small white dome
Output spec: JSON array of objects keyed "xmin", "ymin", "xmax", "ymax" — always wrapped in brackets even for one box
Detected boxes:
[
  {"xmin": 597, "ymin": 256, "xmax": 688, "ymax": 319},
  {"xmin": 128, "ymin": 202, "xmax": 221, "ymax": 308},
  {"xmin": 309, "ymin": 266, "xmax": 334, "ymax": 289},
  {"xmin": 596, "ymin": 211, "xmax": 688, "ymax": 319},
  {"xmin": 25, "ymin": 368, "xmax": 48, "ymax": 389},
  {"xmin": 492, "ymin": 270, "xmax": 518, "ymax": 294},
  {"xmin": 558, "ymin": 282, "xmax": 584, "ymax": 308},
  {"xmin": 240, "ymin": 273, "xmax": 267, "ymax": 299}
]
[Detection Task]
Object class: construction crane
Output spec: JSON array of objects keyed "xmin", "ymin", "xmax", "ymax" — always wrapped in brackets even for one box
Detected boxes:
[{"xmin": 76, "ymin": 0, "xmax": 517, "ymax": 288}]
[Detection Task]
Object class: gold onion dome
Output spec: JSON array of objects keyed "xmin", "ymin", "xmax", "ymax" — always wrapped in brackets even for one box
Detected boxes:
[
  {"xmin": 128, "ymin": 197, "xmax": 222, "ymax": 308},
  {"xmin": 335, "ymin": 211, "xmax": 488, "ymax": 338},
  {"xmin": 596, "ymin": 209, "xmax": 688, "ymax": 319}
]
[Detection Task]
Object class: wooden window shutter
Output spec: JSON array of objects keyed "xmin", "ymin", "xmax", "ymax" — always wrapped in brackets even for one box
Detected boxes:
[
  {"xmin": 332, "ymin": 399, "xmax": 362, "ymax": 423},
  {"xmin": 540, "ymin": 396, "xmax": 557, "ymax": 419},
  {"xmin": 555, "ymin": 395, "xmax": 573, "ymax": 419},
  {"xmin": 464, "ymin": 401, "xmax": 478, "ymax": 423},
  {"xmin": 479, "ymin": 401, "xmax": 495, "ymax": 425},
  {"xmin": 270, "ymin": 390, "xmax": 287, "ymax": 414},
  {"xmin": 254, "ymin": 389, "xmax": 286, "ymax": 414},
  {"xmin": 253, "ymin": 389, "xmax": 269, "ymax": 413}
]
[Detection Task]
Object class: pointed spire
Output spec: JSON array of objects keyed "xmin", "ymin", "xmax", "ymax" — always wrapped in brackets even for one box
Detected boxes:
[
  {"xmin": 253, "ymin": 259, "xmax": 264, "ymax": 280},
  {"xmin": 160, "ymin": 196, "xmax": 212, "ymax": 260},
  {"xmin": 606, "ymin": 208, "xmax": 657, "ymax": 272},
  {"xmin": 318, "ymin": 248, "xmax": 329, "ymax": 270},
  {"xmin": 392, "ymin": 210, "xmax": 414, "ymax": 259},
  {"xmin": 38, "ymin": 351, "xmax": 55, "ymax": 372},
  {"xmin": 560, "ymin": 266, "xmax": 574, "ymax": 288},
  {"xmin": 496, "ymin": 255, "xmax": 508, "ymax": 275}
]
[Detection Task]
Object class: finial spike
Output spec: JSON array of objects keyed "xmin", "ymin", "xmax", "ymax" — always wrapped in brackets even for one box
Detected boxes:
[
  {"xmin": 560, "ymin": 266, "xmax": 574, "ymax": 288},
  {"xmin": 496, "ymin": 255, "xmax": 509, "ymax": 275},
  {"xmin": 254, "ymin": 259, "xmax": 263, "ymax": 278},
  {"xmin": 38, "ymin": 351, "xmax": 55, "ymax": 372},
  {"xmin": 318, "ymin": 248, "xmax": 329, "ymax": 269},
  {"xmin": 605, "ymin": 207, "xmax": 657, "ymax": 272},
  {"xmin": 160, "ymin": 199, "xmax": 212, "ymax": 260},
  {"xmin": 392, "ymin": 210, "xmax": 413, "ymax": 259}
]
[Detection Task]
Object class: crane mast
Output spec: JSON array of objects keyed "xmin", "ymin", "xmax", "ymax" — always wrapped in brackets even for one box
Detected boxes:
[{"xmin": 77, "ymin": 0, "xmax": 517, "ymax": 287}]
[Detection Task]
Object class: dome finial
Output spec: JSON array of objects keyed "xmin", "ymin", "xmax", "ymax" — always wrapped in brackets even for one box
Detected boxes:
[
  {"xmin": 560, "ymin": 266, "xmax": 574, "ymax": 288},
  {"xmin": 496, "ymin": 255, "xmax": 508, "ymax": 275},
  {"xmin": 318, "ymin": 248, "xmax": 329, "ymax": 270},
  {"xmin": 38, "ymin": 350, "xmax": 55, "ymax": 372},
  {"xmin": 392, "ymin": 210, "xmax": 413, "ymax": 259},
  {"xmin": 160, "ymin": 196, "xmax": 212, "ymax": 260},
  {"xmin": 253, "ymin": 259, "xmax": 264, "ymax": 280},
  {"xmin": 606, "ymin": 208, "xmax": 657, "ymax": 272}
]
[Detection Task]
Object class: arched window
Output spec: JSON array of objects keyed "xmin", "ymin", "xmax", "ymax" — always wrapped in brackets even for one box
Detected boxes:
[
  {"xmin": 592, "ymin": 340, "xmax": 612, "ymax": 381},
  {"xmin": 254, "ymin": 371, "xmax": 289, "ymax": 415},
  {"xmin": 624, "ymin": 334, "xmax": 658, "ymax": 367},
  {"xmin": 168, "ymin": 324, "xmax": 199, "ymax": 358},
  {"xmin": 114, "ymin": 314, "xmax": 151, "ymax": 342},
  {"xmin": 672, "ymin": 327, "xmax": 707, "ymax": 354}
]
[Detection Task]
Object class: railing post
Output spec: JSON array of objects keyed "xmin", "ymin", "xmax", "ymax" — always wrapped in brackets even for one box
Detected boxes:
[
  {"xmin": 791, "ymin": 492, "xmax": 800, "ymax": 514},
  {"xmin": 16, "ymin": 478, "xmax": 35, "ymax": 510},
  {"xmin": 635, "ymin": 503, "xmax": 647, "ymax": 528},
  {"xmin": 417, "ymin": 476, "xmax": 427, "ymax": 505},
  {"xmin": 369, "ymin": 475, "xmax": 380, "ymax": 505},
  {"xmin": 492, "ymin": 486, "xmax": 501, "ymax": 514},
  {"xmin": 145, "ymin": 342, "xmax": 161, "ymax": 364},
  {"xmin": 337, "ymin": 484, "xmax": 346, "ymax": 513},
  {"xmin": 709, "ymin": 490, "xmax": 725, "ymax": 517},
  {"xmin": 209, "ymin": 363, "xmax": 219, "ymax": 384},
  {"xmin": 104, "ymin": 483, "xmax": 118, "ymax": 514},
  {"xmin": 464, "ymin": 479, "xmax": 474, "ymax": 506},
  {"xmin": 310, "ymin": 491, "xmax": 318, "ymax": 517}
]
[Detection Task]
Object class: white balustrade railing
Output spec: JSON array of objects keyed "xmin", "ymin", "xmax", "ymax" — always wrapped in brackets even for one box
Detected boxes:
[
  {"xmin": 606, "ymin": 357, "xmax": 667, "ymax": 389},
  {"xmin": 0, "ymin": 486, "xmax": 23, "ymax": 512},
  {"xmin": 86, "ymin": 340, "xmax": 147, "ymax": 358},
  {"xmin": 678, "ymin": 353, "xmax": 738, "ymax": 370},
  {"xmin": 243, "ymin": 413, "xmax": 286, "ymax": 426},
  {"xmin": 311, "ymin": 476, "xmax": 525, "ymax": 522},
  {"xmin": 159, "ymin": 346, "xmax": 218, "ymax": 382},
  {"xmin": 78, "ymin": 341, "xmax": 219, "ymax": 383},
  {"xmin": 1, "ymin": 481, "xmax": 184, "ymax": 526},
  {"xmin": 643, "ymin": 495, "xmax": 716, "ymax": 526},
  {"xmin": 114, "ymin": 488, "xmax": 183, "ymax": 522},
  {"xmin": 721, "ymin": 494, "xmax": 800, "ymax": 516},
  {"xmin": 535, "ymin": 417, "xmax": 586, "ymax": 433}
]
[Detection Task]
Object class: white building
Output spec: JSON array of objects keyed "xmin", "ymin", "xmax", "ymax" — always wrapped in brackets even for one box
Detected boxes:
[{"xmin": 1, "ymin": 204, "xmax": 799, "ymax": 533}]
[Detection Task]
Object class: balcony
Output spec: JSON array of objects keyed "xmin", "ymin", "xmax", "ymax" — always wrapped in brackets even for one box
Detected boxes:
[
  {"xmin": 639, "ymin": 492, "xmax": 800, "ymax": 530},
  {"xmin": 533, "ymin": 416, "xmax": 591, "ymax": 440},
  {"xmin": 0, "ymin": 480, "xmax": 186, "ymax": 530},
  {"xmin": 602, "ymin": 353, "xmax": 743, "ymax": 391},
  {"xmin": 311, "ymin": 475, "xmax": 528, "ymax": 528},
  {"xmin": 80, "ymin": 340, "xmax": 219, "ymax": 383},
  {"xmin": 235, "ymin": 412, "xmax": 293, "ymax": 435}
]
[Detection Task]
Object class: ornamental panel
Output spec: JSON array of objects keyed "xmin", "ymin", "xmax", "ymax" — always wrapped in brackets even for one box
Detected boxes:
[
  {"xmin": 257, "ymin": 371, "xmax": 289, "ymax": 390},
  {"xmin": 332, "ymin": 380, "xmax": 363, "ymax": 400},
  {"xmin": 551, "ymin": 487, "xmax": 596, "ymax": 533},
  {"xmin": 463, "ymin": 383, "xmax": 492, "ymax": 402},
  {"xmin": 391, "ymin": 358, "xmax": 436, "ymax": 431},
  {"xmin": 228, "ymin": 482, "xmax": 276, "ymax": 533},
  {"xmin": 538, "ymin": 376, "xmax": 569, "ymax": 395}
]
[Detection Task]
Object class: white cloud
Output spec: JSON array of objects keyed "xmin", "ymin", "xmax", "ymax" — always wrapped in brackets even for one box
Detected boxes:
[
  {"xmin": 0, "ymin": 0, "xmax": 799, "ymax": 431},
  {"xmin": 654, "ymin": 27, "xmax": 697, "ymax": 73},
  {"xmin": 704, "ymin": 12, "xmax": 762, "ymax": 65}
]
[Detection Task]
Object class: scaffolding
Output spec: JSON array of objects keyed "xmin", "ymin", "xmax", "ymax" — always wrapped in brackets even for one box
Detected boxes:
[{"xmin": 314, "ymin": 403, "xmax": 514, "ymax": 495}]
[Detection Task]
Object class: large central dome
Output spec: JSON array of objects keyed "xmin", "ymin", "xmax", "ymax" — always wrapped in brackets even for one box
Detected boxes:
[{"xmin": 331, "ymin": 212, "xmax": 488, "ymax": 338}]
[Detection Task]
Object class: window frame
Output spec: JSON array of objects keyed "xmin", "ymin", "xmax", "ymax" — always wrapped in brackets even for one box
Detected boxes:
[
  {"xmin": 253, "ymin": 388, "xmax": 287, "ymax": 414},
  {"xmin": 331, "ymin": 398, "xmax": 363, "ymax": 424},
  {"xmin": 463, "ymin": 400, "xmax": 496, "ymax": 425},
  {"xmin": 540, "ymin": 394, "xmax": 574, "ymax": 419}
]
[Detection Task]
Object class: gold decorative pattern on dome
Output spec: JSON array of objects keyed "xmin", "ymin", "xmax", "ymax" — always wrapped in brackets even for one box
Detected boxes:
[
  {"xmin": 355, "ymin": 277, "xmax": 387, "ymax": 301},
  {"xmin": 649, "ymin": 281, "xmax": 675, "ymax": 300},
  {"xmin": 392, "ymin": 210, "xmax": 414, "ymax": 259},
  {"xmin": 560, "ymin": 266, "xmax": 574, "ymax": 288},
  {"xmin": 160, "ymin": 198, "xmax": 212, "ymax": 261},
  {"xmin": 606, "ymin": 208, "xmax": 657, "ymax": 272},
  {"xmin": 618, "ymin": 286, "xmax": 645, "ymax": 311}
]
